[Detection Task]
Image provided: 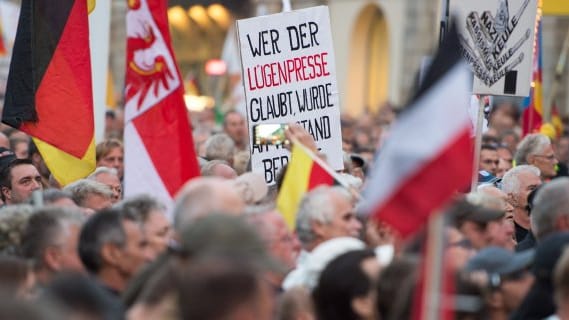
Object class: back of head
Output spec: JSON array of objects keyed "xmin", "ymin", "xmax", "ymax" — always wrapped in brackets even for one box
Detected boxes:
[
  {"xmin": 312, "ymin": 249, "xmax": 377, "ymax": 320},
  {"xmin": 87, "ymin": 166, "xmax": 119, "ymax": 180},
  {"xmin": 531, "ymin": 178, "xmax": 569, "ymax": 239},
  {"xmin": 512, "ymin": 232, "xmax": 569, "ymax": 319},
  {"xmin": 43, "ymin": 272, "xmax": 123, "ymax": 320},
  {"xmin": 118, "ymin": 194, "xmax": 165, "ymax": 224},
  {"xmin": 0, "ymin": 291, "xmax": 61, "ymax": 320},
  {"xmin": 173, "ymin": 177, "xmax": 244, "ymax": 231},
  {"xmin": 178, "ymin": 255, "xmax": 267, "ymax": 320},
  {"xmin": 0, "ymin": 256, "xmax": 32, "ymax": 294},
  {"xmin": 21, "ymin": 206, "xmax": 85, "ymax": 269},
  {"xmin": 0, "ymin": 204, "xmax": 34, "ymax": 255},
  {"xmin": 514, "ymin": 133, "xmax": 550, "ymax": 165},
  {"xmin": 78, "ymin": 208, "xmax": 125, "ymax": 274},
  {"xmin": 204, "ymin": 133, "xmax": 235, "ymax": 164},
  {"xmin": 179, "ymin": 214, "xmax": 269, "ymax": 265},
  {"xmin": 41, "ymin": 189, "xmax": 75, "ymax": 206},
  {"xmin": 377, "ymin": 255, "xmax": 419, "ymax": 320},
  {"xmin": 533, "ymin": 232, "xmax": 569, "ymax": 284}
]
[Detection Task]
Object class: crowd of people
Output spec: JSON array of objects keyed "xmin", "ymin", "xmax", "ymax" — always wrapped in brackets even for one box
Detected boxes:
[{"xmin": 1, "ymin": 98, "xmax": 569, "ymax": 320}]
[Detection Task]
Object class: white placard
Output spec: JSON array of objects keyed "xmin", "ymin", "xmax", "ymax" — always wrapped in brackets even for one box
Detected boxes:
[
  {"xmin": 236, "ymin": 6, "xmax": 343, "ymax": 184},
  {"xmin": 451, "ymin": 0, "xmax": 538, "ymax": 96}
]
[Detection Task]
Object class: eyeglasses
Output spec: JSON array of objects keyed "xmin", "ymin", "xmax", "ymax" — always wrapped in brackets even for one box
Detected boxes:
[{"xmin": 534, "ymin": 154, "xmax": 556, "ymax": 161}]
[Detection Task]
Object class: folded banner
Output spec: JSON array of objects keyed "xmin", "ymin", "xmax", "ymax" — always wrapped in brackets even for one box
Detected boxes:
[
  {"xmin": 3, "ymin": 0, "xmax": 95, "ymax": 185},
  {"xmin": 124, "ymin": 0, "xmax": 200, "ymax": 215}
]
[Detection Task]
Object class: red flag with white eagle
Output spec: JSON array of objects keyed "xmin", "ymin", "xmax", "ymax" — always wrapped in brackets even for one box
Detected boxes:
[{"xmin": 124, "ymin": 0, "xmax": 200, "ymax": 215}]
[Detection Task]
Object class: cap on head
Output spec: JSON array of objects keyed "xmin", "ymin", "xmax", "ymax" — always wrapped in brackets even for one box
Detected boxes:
[{"xmin": 465, "ymin": 246, "xmax": 534, "ymax": 276}]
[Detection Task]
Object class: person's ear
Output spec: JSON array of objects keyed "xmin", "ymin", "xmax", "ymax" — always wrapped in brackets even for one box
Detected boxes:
[
  {"xmin": 1, "ymin": 186, "xmax": 11, "ymax": 201},
  {"xmin": 100, "ymin": 243, "xmax": 121, "ymax": 267},
  {"xmin": 351, "ymin": 295, "xmax": 375, "ymax": 319},
  {"xmin": 507, "ymin": 193, "xmax": 517, "ymax": 207},
  {"xmin": 311, "ymin": 221, "xmax": 326, "ymax": 240},
  {"xmin": 526, "ymin": 155, "xmax": 536, "ymax": 166},
  {"xmin": 43, "ymin": 246, "xmax": 62, "ymax": 271}
]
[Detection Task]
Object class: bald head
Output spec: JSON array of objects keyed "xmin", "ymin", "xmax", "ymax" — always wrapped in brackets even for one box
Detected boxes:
[
  {"xmin": 201, "ymin": 161, "xmax": 237, "ymax": 180},
  {"xmin": 173, "ymin": 177, "xmax": 245, "ymax": 231}
]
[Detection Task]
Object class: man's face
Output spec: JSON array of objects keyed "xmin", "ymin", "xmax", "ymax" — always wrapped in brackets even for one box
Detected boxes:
[
  {"xmin": 3, "ymin": 164, "xmax": 42, "ymax": 204},
  {"xmin": 143, "ymin": 210, "xmax": 172, "ymax": 260},
  {"xmin": 94, "ymin": 172, "xmax": 122, "ymax": 203},
  {"xmin": 529, "ymin": 144, "xmax": 558, "ymax": 179},
  {"xmin": 265, "ymin": 212, "xmax": 299, "ymax": 271},
  {"xmin": 496, "ymin": 159, "xmax": 513, "ymax": 178},
  {"xmin": 116, "ymin": 220, "xmax": 153, "ymax": 279},
  {"xmin": 480, "ymin": 149, "xmax": 499, "ymax": 175},
  {"xmin": 510, "ymin": 171, "xmax": 542, "ymax": 209},
  {"xmin": 496, "ymin": 148, "xmax": 513, "ymax": 178},
  {"xmin": 224, "ymin": 113, "xmax": 247, "ymax": 145},
  {"xmin": 316, "ymin": 191, "xmax": 362, "ymax": 241},
  {"xmin": 96, "ymin": 147, "xmax": 124, "ymax": 179},
  {"xmin": 82, "ymin": 194, "xmax": 113, "ymax": 212},
  {"xmin": 485, "ymin": 219, "xmax": 515, "ymax": 250}
]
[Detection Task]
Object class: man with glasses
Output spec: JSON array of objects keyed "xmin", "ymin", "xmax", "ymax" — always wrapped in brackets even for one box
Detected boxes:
[
  {"xmin": 502, "ymin": 165, "xmax": 542, "ymax": 242},
  {"xmin": 515, "ymin": 133, "xmax": 559, "ymax": 180}
]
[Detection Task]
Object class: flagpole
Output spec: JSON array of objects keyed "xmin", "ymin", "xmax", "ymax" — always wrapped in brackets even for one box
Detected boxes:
[
  {"xmin": 544, "ymin": 26, "xmax": 569, "ymax": 123},
  {"xmin": 423, "ymin": 212, "xmax": 446, "ymax": 320},
  {"xmin": 439, "ymin": 0, "xmax": 450, "ymax": 47},
  {"xmin": 471, "ymin": 96, "xmax": 485, "ymax": 191},
  {"xmin": 282, "ymin": 0, "xmax": 291, "ymax": 12}
]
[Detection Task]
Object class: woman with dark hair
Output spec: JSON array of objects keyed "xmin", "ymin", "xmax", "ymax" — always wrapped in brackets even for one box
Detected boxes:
[{"xmin": 312, "ymin": 249, "xmax": 380, "ymax": 320}]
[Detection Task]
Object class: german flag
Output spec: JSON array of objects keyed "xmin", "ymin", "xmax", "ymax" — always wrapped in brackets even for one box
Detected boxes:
[
  {"xmin": 277, "ymin": 143, "xmax": 343, "ymax": 229},
  {"xmin": 3, "ymin": 0, "xmax": 95, "ymax": 185}
]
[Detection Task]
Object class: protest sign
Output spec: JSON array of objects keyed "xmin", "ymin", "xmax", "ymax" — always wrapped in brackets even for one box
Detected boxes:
[
  {"xmin": 451, "ymin": 0, "xmax": 538, "ymax": 96},
  {"xmin": 236, "ymin": 6, "xmax": 343, "ymax": 184}
]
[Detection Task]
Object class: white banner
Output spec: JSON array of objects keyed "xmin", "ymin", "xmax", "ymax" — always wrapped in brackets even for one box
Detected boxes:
[
  {"xmin": 451, "ymin": 0, "xmax": 538, "ymax": 96},
  {"xmin": 237, "ymin": 6, "xmax": 343, "ymax": 184}
]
